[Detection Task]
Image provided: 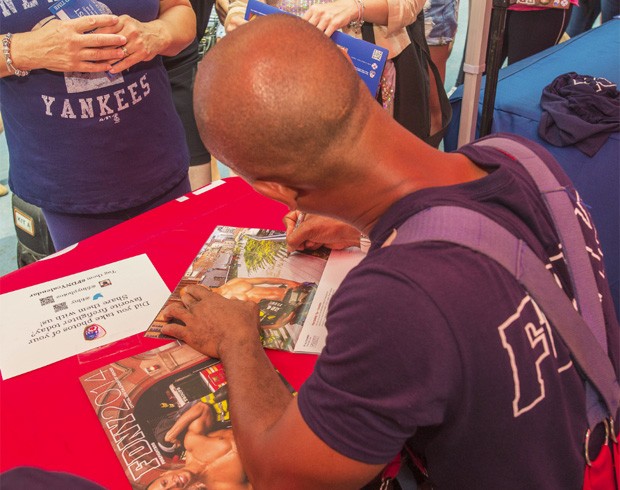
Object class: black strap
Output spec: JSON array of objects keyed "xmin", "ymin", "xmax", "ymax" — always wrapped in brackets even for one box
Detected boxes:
[
  {"xmin": 406, "ymin": 16, "xmax": 451, "ymax": 146},
  {"xmin": 361, "ymin": 16, "xmax": 451, "ymax": 146}
]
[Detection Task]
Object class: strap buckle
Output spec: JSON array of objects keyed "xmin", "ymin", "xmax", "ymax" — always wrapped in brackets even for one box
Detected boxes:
[{"xmin": 584, "ymin": 418, "xmax": 613, "ymax": 466}]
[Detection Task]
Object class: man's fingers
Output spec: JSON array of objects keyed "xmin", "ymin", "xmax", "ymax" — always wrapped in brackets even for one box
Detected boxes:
[
  {"xmin": 283, "ymin": 210, "xmax": 303, "ymax": 235},
  {"xmin": 286, "ymin": 225, "xmax": 307, "ymax": 252},
  {"xmin": 160, "ymin": 321, "xmax": 187, "ymax": 341},
  {"xmin": 184, "ymin": 284, "xmax": 213, "ymax": 301},
  {"xmin": 161, "ymin": 303, "xmax": 193, "ymax": 335}
]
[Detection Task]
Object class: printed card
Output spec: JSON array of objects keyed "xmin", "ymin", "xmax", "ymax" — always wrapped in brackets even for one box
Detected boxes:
[{"xmin": 244, "ymin": 0, "xmax": 388, "ymax": 96}]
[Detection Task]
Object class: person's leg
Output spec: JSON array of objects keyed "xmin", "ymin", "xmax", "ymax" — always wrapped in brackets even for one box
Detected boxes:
[
  {"xmin": 565, "ymin": 0, "xmax": 600, "ymax": 37},
  {"xmin": 168, "ymin": 64, "xmax": 212, "ymax": 191},
  {"xmin": 424, "ymin": 0, "xmax": 459, "ymax": 136},
  {"xmin": 189, "ymin": 162, "xmax": 213, "ymax": 189},
  {"xmin": 505, "ymin": 8, "xmax": 573, "ymax": 65},
  {"xmin": 42, "ymin": 175, "xmax": 191, "ymax": 250},
  {"xmin": 428, "ymin": 44, "xmax": 451, "ymax": 136},
  {"xmin": 601, "ymin": 0, "xmax": 620, "ymax": 21}
]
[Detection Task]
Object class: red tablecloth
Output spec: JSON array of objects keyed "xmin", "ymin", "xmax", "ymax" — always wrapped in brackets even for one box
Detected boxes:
[{"xmin": 0, "ymin": 177, "xmax": 318, "ymax": 488}]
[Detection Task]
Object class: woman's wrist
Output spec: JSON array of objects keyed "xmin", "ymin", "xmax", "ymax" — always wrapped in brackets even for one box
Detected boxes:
[
  {"xmin": 348, "ymin": 0, "xmax": 365, "ymax": 32},
  {"xmin": 2, "ymin": 33, "xmax": 31, "ymax": 76},
  {"xmin": 145, "ymin": 19, "xmax": 174, "ymax": 56}
]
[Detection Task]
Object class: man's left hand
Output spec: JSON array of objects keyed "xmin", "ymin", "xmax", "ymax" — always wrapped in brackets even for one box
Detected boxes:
[{"xmin": 161, "ymin": 284, "xmax": 261, "ymax": 359}]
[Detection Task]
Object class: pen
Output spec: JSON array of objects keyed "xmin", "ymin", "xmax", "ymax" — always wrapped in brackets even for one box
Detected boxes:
[
  {"xmin": 294, "ymin": 212, "xmax": 305, "ymax": 231},
  {"xmin": 287, "ymin": 212, "xmax": 305, "ymax": 257}
]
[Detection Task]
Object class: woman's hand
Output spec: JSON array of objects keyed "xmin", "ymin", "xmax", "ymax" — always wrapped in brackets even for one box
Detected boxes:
[
  {"xmin": 8, "ymin": 15, "xmax": 126, "ymax": 75},
  {"xmin": 303, "ymin": 0, "xmax": 359, "ymax": 37},
  {"xmin": 96, "ymin": 15, "xmax": 170, "ymax": 74},
  {"xmin": 225, "ymin": 13, "xmax": 247, "ymax": 33}
]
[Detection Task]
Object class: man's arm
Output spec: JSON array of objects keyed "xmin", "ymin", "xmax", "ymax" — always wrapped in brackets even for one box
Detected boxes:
[{"xmin": 161, "ymin": 286, "xmax": 386, "ymax": 489}]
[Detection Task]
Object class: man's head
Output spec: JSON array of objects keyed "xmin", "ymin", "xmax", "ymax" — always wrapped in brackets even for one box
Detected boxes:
[{"xmin": 193, "ymin": 14, "xmax": 373, "ymax": 191}]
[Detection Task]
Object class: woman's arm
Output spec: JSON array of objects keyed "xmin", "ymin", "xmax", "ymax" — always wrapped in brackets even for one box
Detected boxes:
[
  {"xmin": 102, "ymin": 0, "xmax": 196, "ymax": 74},
  {"xmin": 303, "ymin": 0, "xmax": 423, "ymax": 37},
  {"xmin": 152, "ymin": 0, "xmax": 197, "ymax": 56}
]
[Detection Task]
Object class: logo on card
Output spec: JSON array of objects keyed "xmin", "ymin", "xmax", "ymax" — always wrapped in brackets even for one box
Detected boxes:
[
  {"xmin": 371, "ymin": 49, "xmax": 383, "ymax": 61},
  {"xmin": 84, "ymin": 324, "xmax": 106, "ymax": 341}
]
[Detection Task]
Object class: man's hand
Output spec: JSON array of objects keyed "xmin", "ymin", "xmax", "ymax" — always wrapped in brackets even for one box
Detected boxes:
[
  {"xmin": 161, "ymin": 285, "xmax": 261, "ymax": 359},
  {"xmin": 284, "ymin": 211, "xmax": 362, "ymax": 254}
]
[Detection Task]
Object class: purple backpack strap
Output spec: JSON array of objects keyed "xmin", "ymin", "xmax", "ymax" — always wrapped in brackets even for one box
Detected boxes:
[
  {"xmin": 393, "ymin": 205, "xmax": 619, "ymax": 427},
  {"xmin": 473, "ymin": 137, "xmax": 608, "ymax": 354}
]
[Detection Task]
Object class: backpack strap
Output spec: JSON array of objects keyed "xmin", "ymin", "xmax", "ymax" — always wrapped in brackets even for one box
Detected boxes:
[
  {"xmin": 472, "ymin": 137, "xmax": 608, "ymax": 353},
  {"xmin": 393, "ymin": 205, "xmax": 620, "ymax": 427}
]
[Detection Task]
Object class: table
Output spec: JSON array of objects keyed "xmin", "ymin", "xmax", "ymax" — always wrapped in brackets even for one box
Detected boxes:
[
  {"xmin": 445, "ymin": 19, "xmax": 620, "ymax": 317},
  {"xmin": 0, "ymin": 177, "xmax": 318, "ymax": 488}
]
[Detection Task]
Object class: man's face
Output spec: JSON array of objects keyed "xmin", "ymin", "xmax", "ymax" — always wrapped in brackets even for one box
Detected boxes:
[{"xmin": 148, "ymin": 469, "xmax": 194, "ymax": 490}]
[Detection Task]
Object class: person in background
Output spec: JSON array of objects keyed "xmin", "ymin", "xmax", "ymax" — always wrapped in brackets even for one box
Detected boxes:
[
  {"xmin": 0, "ymin": 1, "xmax": 195, "ymax": 250},
  {"xmin": 162, "ymin": 14, "xmax": 618, "ymax": 488},
  {"xmin": 224, "ymin": 0, "xmax": 451, "ymax": 146},
  {"xmin": 565, "ymin": 0, "xmax": 620, "ymax": 37},
  {"xmin": 164, "ymin": 0, "xmax": 216, "ymax": 191},
  {"xmin": 501, "ymin": 2, "xmax": 574, "ymax": 66},
  {"xmin": 423, "ymin": 0, "xmax": 459, "ymax": 138}
]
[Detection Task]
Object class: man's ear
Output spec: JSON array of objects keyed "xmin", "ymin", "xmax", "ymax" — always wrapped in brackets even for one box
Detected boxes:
[{"xmin": 252, "ymin": 181, "xmax": 298, "ymax": 208}]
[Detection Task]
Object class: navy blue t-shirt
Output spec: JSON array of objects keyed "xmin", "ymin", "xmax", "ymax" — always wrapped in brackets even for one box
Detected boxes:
[
  {"xmin": 297, "ymin": 134, "xmax": 619, "ymax": 489},
  {"xmin": 0, "ymin": 0, "xmax": 189, "ymax": 213}
]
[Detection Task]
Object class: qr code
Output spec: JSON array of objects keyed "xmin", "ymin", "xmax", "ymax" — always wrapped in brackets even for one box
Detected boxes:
[
  {"xmin": 371, "ymin": 49, "xmax": 383, "ymax": 61},
  {"xmin": 39, "ymin": 296, "xmax": 54, "ymax": 306},
  {"xmin": 53, "ymin": 302, "xmax": 68, "ymax": 313}
]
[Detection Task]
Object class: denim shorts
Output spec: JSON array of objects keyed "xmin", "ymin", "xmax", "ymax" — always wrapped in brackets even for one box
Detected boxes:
[{"xmin": 423, "ymin": 0, "xmax": 460, "ymax": 45}]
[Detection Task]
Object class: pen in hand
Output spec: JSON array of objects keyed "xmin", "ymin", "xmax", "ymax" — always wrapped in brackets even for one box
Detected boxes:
[
  {"xmin": 294, "ymin": 212, "xmax": 305, "ymax": 231},
  {"xmin": 286, "ymin": 212, "xmax": 305, "ymax": 256}
]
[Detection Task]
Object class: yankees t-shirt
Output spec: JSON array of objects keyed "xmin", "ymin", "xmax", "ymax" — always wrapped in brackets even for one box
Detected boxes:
[{"xmin": 1, "ymin": 0, "xmax": 189, "ymax": 213}]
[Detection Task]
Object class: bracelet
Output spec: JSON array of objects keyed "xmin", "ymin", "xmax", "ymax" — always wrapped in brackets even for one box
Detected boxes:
[
  {"xmin": 2, "ymin": 33, "xmax": 30, "ymax": 77},
  {"xmin": 348, "ymin": 0, "xmax": 364, "ymax": 33}
]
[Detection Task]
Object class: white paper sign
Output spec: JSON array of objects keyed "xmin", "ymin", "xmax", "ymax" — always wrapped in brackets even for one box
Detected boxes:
[{"xmin": 0, "ymin": 254, "xmax": 170, "ymax": 379}]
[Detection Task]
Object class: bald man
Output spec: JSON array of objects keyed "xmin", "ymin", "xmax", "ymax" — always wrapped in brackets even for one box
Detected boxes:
[{"xmin": 161, "ymin": 14, "xmax": 619, "ymax": 489}]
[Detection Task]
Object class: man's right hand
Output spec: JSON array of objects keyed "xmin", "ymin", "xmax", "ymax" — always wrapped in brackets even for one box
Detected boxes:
[{"xmin": 283, "ymin": 211, "xmax": 362, "ymax": 254}]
